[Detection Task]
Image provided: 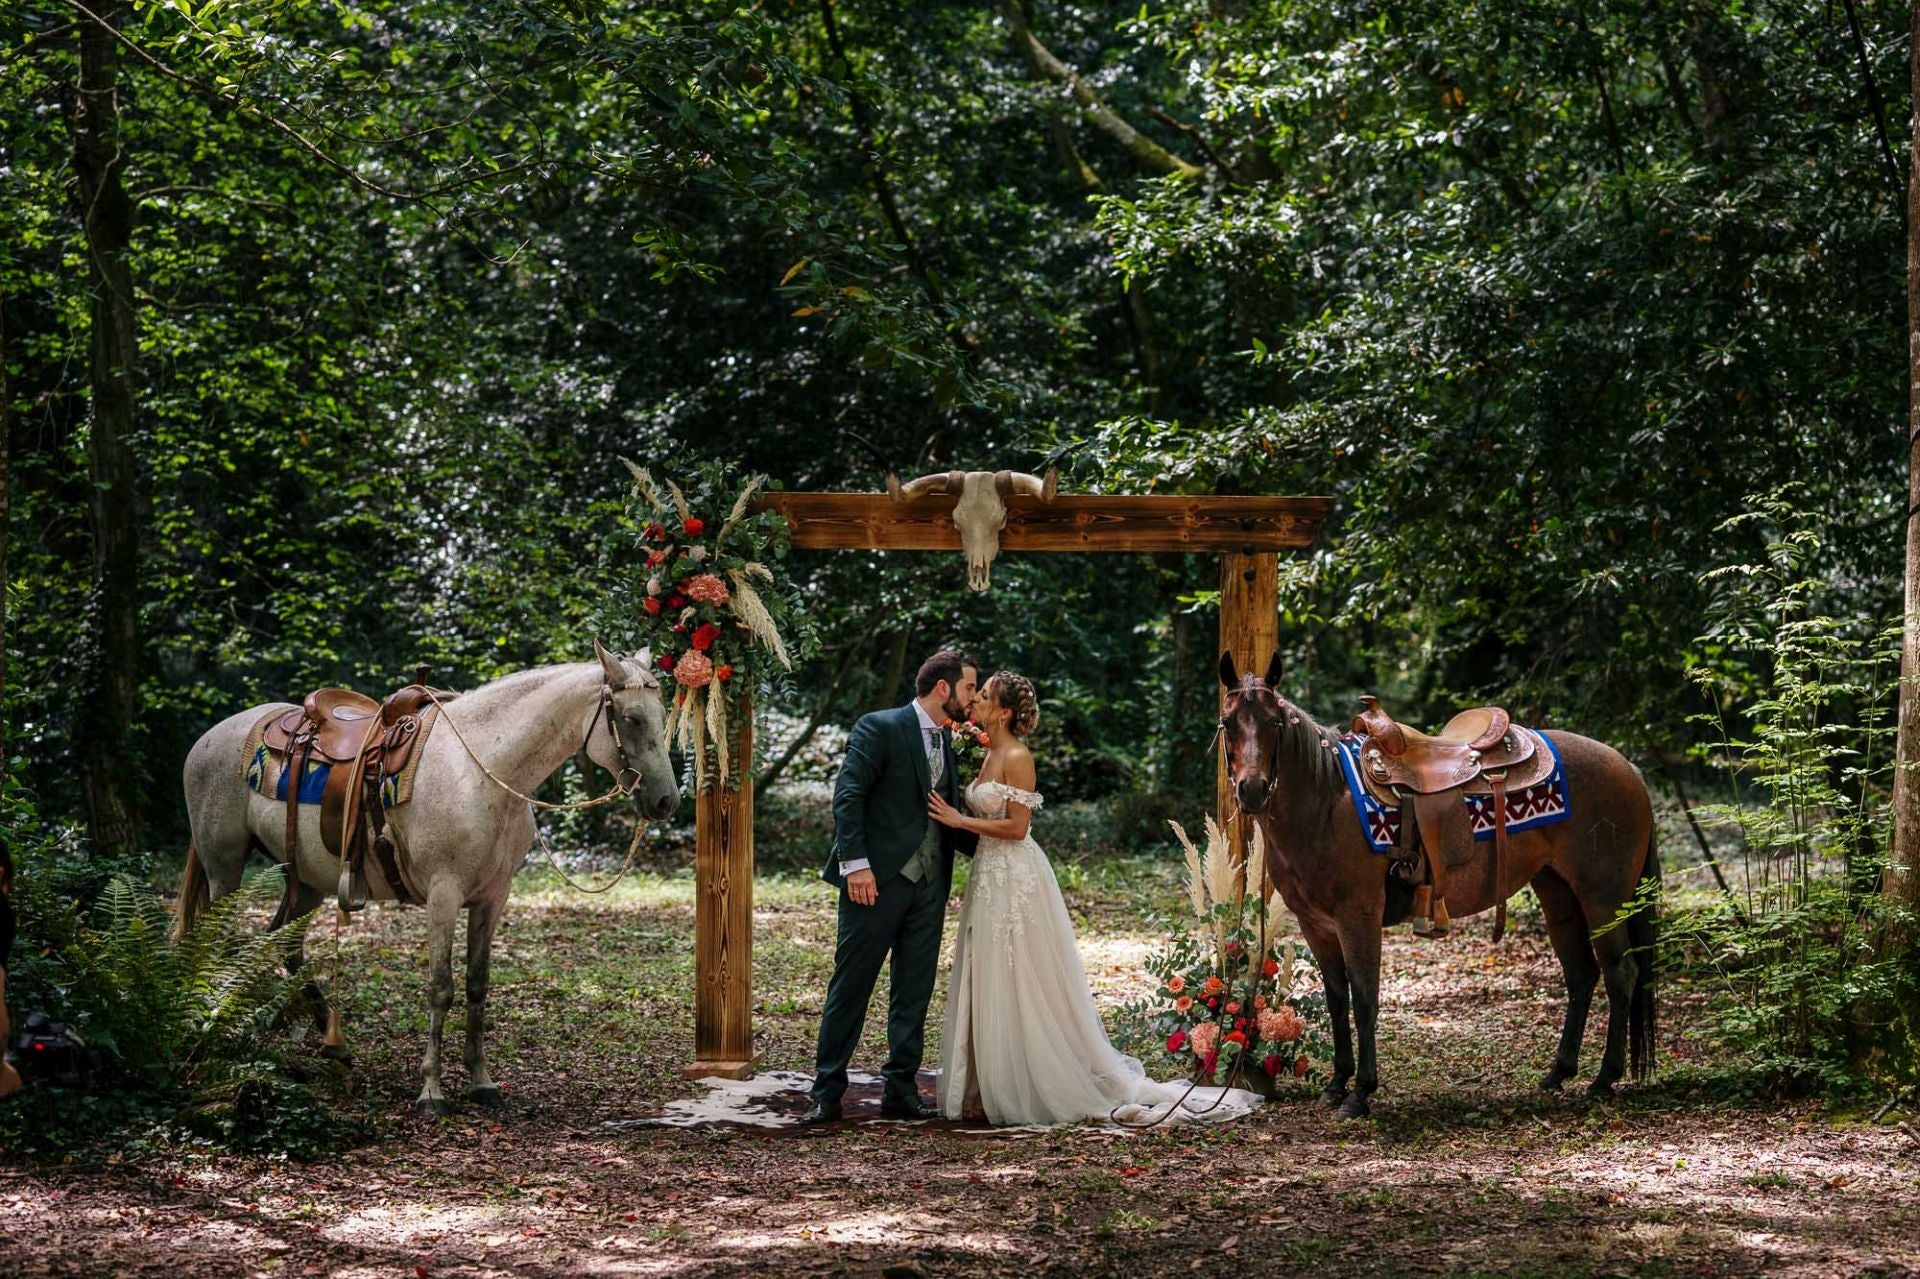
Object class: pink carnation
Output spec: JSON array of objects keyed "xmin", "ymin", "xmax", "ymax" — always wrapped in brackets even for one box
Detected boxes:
[
  {"xmin": 685, "ymin": 573, "xmax": 731, "ymax": 605},
  {"xmin": 1187, "ymin": 1021, "xmax": 1221, "ymax": 1056},
  {"xmin": 672, "ymin": 649, "xmax": 715, "ymax": 688},
  {"xmin": 1258, "ymin": 1007, "xmax": 1305, "ymax": 1043}
]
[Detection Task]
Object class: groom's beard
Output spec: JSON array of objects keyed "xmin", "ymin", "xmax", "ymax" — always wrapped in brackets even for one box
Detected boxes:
[{"xmin": 942, "ymin": 693, "xmax": 967, "ymax": 722}]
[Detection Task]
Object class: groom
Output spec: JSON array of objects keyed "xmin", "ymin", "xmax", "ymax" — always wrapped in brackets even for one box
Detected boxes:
[{"xmin": 804, "ymin": 648, "xmax": 981, "ymax": 1123}]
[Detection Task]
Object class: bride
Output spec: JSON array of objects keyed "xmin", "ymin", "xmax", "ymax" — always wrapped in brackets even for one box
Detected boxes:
[{"xmin": 926, "ymin": 671, "xmax": 1264, "ymax": 1127}]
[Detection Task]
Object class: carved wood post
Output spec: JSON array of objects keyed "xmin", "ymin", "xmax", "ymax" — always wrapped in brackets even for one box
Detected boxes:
[
  {"xmin": 1217, "ymin": 550, "xmax": 1278, "ymax": 892},
  {"xmin": 685, "ymin": 696, "xmax": 757, "ymax": 1079}
]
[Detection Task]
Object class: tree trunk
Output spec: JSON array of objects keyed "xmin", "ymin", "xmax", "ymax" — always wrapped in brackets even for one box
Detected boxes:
[
  {"xmin": 72, "ymin": 2, "xmax": 144, "ymax": 860},
  {"xmin": 1, "ymin": 283, "xmax": 11, "ymax": 788},
  {"xmin": 871, "ymin": 626, "xmax": 911, "ymax": 711},
  {"xmin": 1892, "ymin": 0, "xmax": 1920, "ymax": 920}
]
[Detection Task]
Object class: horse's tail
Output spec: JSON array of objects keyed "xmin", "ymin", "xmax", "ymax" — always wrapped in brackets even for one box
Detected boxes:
[
  {"xmin": 174, "ymin": 840, "xmax": 209, "ymax": 943},
  {"xmin": 1627, "ymin": 830, "xmax": 1659, "ymax": 1082}
]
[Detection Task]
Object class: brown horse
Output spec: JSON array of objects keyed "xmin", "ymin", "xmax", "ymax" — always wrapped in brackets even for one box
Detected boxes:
[{"xmin": 1217, "ymin": 652, "xmax": 1658, "ymax": 1118}]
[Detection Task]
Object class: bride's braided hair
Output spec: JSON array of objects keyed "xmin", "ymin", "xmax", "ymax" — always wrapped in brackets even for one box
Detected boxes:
[{"xmin": 987, "ymin": 671, "xmax": 1041, "ymax": 738}]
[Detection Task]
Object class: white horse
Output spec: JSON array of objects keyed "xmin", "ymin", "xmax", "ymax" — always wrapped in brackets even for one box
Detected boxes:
[{"xmin": 177, "ymin": 641, "xmax": 679, "ymax": 1115}]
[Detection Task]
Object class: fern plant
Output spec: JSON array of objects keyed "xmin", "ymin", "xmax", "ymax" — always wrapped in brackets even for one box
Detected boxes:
[
  {"xmin": 1683, "ymin": 489, "xmax": 1917, "ymax": 1090},
  {"xmin": 54, "ymin": 868, "xmax": 315, "ymax": 1087}
]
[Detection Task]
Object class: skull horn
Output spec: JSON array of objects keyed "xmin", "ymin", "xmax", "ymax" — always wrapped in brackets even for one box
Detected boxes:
[
  {"xmin": 994, "ymin": 468, "xmax": 1059, "ymax": 502},
  {"xmin": 889, "ymin": 470, "xmax": 965, "ymax": 502}
]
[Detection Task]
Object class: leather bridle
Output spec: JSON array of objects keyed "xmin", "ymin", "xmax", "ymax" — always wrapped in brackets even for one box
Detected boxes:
[
  {"xmin": 595, "ymin": 680, "xmax": 649, "ymax": 796},
  {"xmin": 1219, "ymin": 681, "xmax": 1282, "ymax": 817}
]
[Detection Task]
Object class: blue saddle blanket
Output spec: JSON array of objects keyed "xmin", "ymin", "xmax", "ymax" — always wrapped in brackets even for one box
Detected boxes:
[
  {"xmin": 246, "ymin": 744, "xmax": 405, "ymax": 811},
  {"xmin": 1334, "ymin": 731, "xmax": 1570, "ymax": 855}
]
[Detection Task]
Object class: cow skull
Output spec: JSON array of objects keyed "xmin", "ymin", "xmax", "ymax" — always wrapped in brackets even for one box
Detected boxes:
[{"xmin": 888, "ymin": 466, "xmax": 1059, "ymax": 592}]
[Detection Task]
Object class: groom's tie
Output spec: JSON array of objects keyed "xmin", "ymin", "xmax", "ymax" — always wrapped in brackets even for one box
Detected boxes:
[{"xmin": 899, "ymin": 725, "xmax": 943, "ymax": 884}]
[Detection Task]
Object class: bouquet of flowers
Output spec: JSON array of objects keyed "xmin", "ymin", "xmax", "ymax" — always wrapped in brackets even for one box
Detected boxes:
[
  {"xmin": 946, "ymin": 717, "xmax": 990, "ymax": 775},
  {"xmin": 1126, "ymin": 817, "xmax": 1328, "ymax": 1091},
  {"xmin": 599, "ymin": 459, "xmax": 812, "ymax": 791}
]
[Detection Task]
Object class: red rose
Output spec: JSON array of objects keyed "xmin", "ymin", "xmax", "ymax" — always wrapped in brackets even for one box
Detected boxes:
[
  {"xmin": 1225, "ymin": 1031, "xmax": 1247, "ymax": 1048},
  {"xmin": 667, "ymin": 594, "xmax": 686, "ymax": 610},
  {"xmin": 1235, "ymin": 1018, "xmax": 1249, "ymax": 1033},
  {"xmin": 1200, "ymin": 1049, "xmax": 1219, "ymax": 1077},
  {"xmin": 691, "ymin": 622, "xmax": 721, "ymax": 651},
  {"xmin": 683, "ymin": 517, "xmax": 705, "ymax": 536},
  {"xmin": 671, "ymin": 623, "xmax": 688, "ymax": 634},
  {"xmin": 1263, "ymin": 1054, "xmax": 1285, "ymax": 1077},
  {"xmin": 1225, "ymin": 1001, "xmax": 1241, "ymax": 1014},
  {"xmin": 647, "ymin": 550, "xmax": 667, "ymax": 566},
  {"xmin": 1225, "ymin": 941, "xmax": 1243, "ymax": 956},
  {"xmin": 1263, "ymin": 959, "xmax": 1281, "ymax": 977},
  {"xmin": 1294, "ymin": 1056, "xmax": 1309, "ymax": 1077},
  {"xmin": 644, "ymin": 522, "xmax": 665, "ymax": 541},
  {"xmin": 717, "ymin": 664, "xmax": 733, "ymax": 681},
  {"xmin": 657, "ymin": 652, "xmax": 676, "ymax": 671},
  {"xmin": 643, "ymin": 597, "xmax": 662, "ymax": 615},
  {"xmin": 1206, "ymin": 997, "xmax": 1219, "ymax": 1011},
  {"xmin": 1166, "ymin": 1030, "xmax": 1188, "ymax": 1054}
]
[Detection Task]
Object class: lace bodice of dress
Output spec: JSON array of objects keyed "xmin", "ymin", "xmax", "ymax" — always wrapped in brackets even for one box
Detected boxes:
[{"xmin": 966, "ymin": 779, "xmax": 1044, "ymax": 821}]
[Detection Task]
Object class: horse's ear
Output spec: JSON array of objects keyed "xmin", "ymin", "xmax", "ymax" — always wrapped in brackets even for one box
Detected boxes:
[
  {"xmin": 594, "ymin": 636, "xmax": 627, "ymax": 690},
  {"xmin": 634, "ymin": 645, "xmax": 652, "ymax": 674},
  {"xmin": 1264, "ymin": 650, "xmax": 1283, "ymax": 688},
  {"xmin": 1218, "ymin": 651, "xmax": 1238, "ymax": 688}
]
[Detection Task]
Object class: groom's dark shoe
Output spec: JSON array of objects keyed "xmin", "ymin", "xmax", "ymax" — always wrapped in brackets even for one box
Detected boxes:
[
  {"xmin": 799, "ymin": 1100, "xmax": 842, "ymax": 1125},
  {"xmin": 879, "ymin": 1096, "xmax": 939, "ymax": 1120}
]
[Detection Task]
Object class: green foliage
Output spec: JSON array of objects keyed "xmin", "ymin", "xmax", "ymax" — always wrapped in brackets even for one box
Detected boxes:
[{"xmin": 1677, "ymin": 492, "xmax": 1917, "ymax": 1093}]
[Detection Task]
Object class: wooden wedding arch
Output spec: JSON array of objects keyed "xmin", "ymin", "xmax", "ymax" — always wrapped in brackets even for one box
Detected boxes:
[{"xmin": 681, "ymin": 485, "xmax": 1334, "ymax": 1079}]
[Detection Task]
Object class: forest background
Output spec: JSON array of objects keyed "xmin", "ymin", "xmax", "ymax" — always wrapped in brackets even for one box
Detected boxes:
[{"xmin": 3, "ymin": 0, "xmax": 1917, "ymax": 1109}]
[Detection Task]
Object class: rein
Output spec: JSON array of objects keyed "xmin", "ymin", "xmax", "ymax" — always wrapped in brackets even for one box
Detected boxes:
[{"xmin": 422, "ymin": 682, "xmax": 656, "ymax": 895}]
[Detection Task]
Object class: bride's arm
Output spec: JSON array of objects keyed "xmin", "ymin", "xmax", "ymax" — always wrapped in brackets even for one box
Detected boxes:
[{"xmin": 927, "ymin": 752, "xmax": 1036, "ymax": 840}]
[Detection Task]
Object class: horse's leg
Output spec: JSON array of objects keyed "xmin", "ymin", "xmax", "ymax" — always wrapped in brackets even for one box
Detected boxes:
[
  {"xmin": 1587, "ymin": 915, "xmax": 1639, "ymax": 1097},
  {"xmin": 464, "ymin": 893, "xmax": 505, "ymax": 1108},
  {"xmin": 1533, "ymin": 868, "xmax": 1598, "ymax": 1091},
  {"xmin": 1332, "ymin": 917, "xmax": 1383, "ymax": 1119},
  {"xmin": 415, "ymin": 880, "xmax": 461, "ymax": 1117},
  {"xmin": 268, "ymin": 879, "xmax": 348, "ymax": 1055},
  {"xmin": 1300, "ymin": 924, "xmax": 1352, "ymax": 1107}
]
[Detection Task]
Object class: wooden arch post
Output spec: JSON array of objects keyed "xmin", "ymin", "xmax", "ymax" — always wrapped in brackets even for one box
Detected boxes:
[{"xmin": 680, "ymin": 489, "xmax": 1331, "ymax": 1079}]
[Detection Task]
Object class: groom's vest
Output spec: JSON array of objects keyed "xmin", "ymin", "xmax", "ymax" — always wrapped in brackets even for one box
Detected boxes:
[{"xmin": 898, "ymin": 736, "xmax": 943, "ymax": 883}]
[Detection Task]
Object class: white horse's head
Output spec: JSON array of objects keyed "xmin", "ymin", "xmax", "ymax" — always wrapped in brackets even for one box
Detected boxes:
[{"xmin": 592, "ymin": 638, "xmax": 680, "ymax": 821}]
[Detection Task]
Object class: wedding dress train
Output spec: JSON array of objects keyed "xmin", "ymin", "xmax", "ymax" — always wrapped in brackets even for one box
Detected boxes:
[{"xmin": 937, "ymin": 780, "xmax": 1264, "ymax": 1127}]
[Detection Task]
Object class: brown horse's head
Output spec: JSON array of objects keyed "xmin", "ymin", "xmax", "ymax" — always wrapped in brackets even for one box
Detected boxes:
[{"xmin": 1217, "ymin": 650, "xmax": 1287, "ymax": 815}]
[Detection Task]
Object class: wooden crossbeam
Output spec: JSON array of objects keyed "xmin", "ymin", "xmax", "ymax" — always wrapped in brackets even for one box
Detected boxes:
[{"xmin": 755, "ymin": 493, "xmax": 1333, "ymax": 553}]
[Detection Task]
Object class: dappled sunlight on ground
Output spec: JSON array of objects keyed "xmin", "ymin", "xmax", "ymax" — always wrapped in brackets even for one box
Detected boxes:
[{"xmin": 5, "ymin": 857, "xmax": 1918, "ymax": 1277}]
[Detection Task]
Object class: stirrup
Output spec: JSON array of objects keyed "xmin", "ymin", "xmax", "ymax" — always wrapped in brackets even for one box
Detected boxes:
[{"xmin": 336, "ymin": 863, "xmax": 368, "ymax": 913}]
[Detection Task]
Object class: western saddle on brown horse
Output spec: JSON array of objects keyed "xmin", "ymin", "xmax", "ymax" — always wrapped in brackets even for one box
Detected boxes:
[
  {"xmin": 261, "ymin": 666, "xmax": 447, "ymax": 912},
  {"xmin": 1350, "ymin": 695, "xmax": 1556, "ymax": 940}
]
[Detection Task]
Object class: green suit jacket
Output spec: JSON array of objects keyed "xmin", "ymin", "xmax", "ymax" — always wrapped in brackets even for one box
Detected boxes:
[{"xmin": 821, "ymin": 704, "xmax": 978, "ymax": 888}]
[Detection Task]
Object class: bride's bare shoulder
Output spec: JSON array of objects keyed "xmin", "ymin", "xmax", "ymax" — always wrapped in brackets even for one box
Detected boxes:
[{"xmin": 1003, "ymin": 744, "xmax": 1036, "ymax": 788}]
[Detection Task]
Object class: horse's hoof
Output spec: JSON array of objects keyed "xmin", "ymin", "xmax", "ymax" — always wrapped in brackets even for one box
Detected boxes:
[
  {"xmin": 471, "ymin": 1085, "xmax": 505, "ymax": 1109},
  {"xmin": 1587, "ymin": 1079, "xmax": 1616, "ymax": 1099},
  {"xmin": 1319, "ymin": 1085, "xmax": 1347, "ymax": 1109},
  {"xmin": 319, "ymin": 1044, "xmax": 355, "ymax": 1067},
  {"xmin": 1338, "ymin": 1093, "xmax": 1372, "ymax": 1120},
  {"xmin": 415, "ymin": 1097, "xmax": 452, "ymax": 1119},
  {"xmin": 1539, "ymin": 1070, "xmax": 1568, "ymax": 1093}
]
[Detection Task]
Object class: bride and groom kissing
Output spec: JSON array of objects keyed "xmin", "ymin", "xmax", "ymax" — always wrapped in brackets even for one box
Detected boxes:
[{"xmin": 805, "ymin": 649, "xmax": 1261, "ymax": 1128}]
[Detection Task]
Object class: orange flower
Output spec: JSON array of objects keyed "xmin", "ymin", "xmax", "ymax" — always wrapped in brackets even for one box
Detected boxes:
[
  {"xmin": 1188, "ymin": 1022, "xmax": 1221, "ymax": 1056},
  {"xmin": 1166, "ymin": 976, "xmax": 1185, "ymax": 994},
  {"xmin": 1258, "ymin": 1007, "xmax": 1305, "ymax": 1043},
  {"xmin": 1263, "ymin": 958, "xmax": 1281, "ymax": 978},
  {"xmin": 1253, "ymin": 994, "xmax": 1268, "ymax": 1012},
  {"xmin": 1202, "ymin": 976, "xmax": 1226, "ymax": 997},
  {"xmin": 1225, "ymin": 1001, "xmax": 1242, "ymax": 1015},
  {"xmin": 1174, "ymin": 996, "xmax": 1193, "ymax": 1013}
]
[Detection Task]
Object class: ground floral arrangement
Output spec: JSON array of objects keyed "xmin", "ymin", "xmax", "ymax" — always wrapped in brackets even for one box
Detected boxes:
[
  {"xmin": 598, "ymin": 459, "xmax": 813, "ymax": 790},
  {"xmin": 1119, "ymin": 817, "xmax": 1330, "ymax": 1092}
]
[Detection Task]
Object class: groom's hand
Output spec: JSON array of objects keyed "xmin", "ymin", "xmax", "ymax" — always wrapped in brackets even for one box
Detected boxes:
[{"xmin": 845, "ymin": 868, "xmax": 878, "ymax": 907}]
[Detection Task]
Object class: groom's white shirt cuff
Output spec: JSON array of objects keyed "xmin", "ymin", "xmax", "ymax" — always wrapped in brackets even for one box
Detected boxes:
[{"xmin": 842, "ymin": 701, "xmax": 942, "ymax": 878}]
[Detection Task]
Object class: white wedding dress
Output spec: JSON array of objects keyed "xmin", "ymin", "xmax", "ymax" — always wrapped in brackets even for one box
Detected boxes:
[{"xmin": 937, "ymin": 779, "xmax": 1265, "ymax": 1127}]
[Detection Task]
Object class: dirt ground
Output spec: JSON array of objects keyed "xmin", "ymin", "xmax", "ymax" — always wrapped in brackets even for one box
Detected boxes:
[{"xmin": 2, "ymin": 859, "xmax": 1916, "ymax": 1278}]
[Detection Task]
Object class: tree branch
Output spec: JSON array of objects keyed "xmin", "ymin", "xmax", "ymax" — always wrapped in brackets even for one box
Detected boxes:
[{"xmin": 999, "ymin": 1, "xmax": 1205, "ymax": 181}]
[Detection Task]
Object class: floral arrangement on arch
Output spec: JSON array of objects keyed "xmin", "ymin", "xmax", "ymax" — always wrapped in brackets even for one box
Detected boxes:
[
  {"xmin": 1125, "ymin": 817, "xmax": 1329, "ymax": 1091},
  {"xmin": 602, "ymin": 459, "xmax": 809, "ymax": 791}
]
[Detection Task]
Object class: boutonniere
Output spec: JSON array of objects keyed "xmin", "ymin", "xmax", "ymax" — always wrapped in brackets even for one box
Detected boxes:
[{"xmin": 946, "ymin": 718, "xmax": 990, "ymax": 773}]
